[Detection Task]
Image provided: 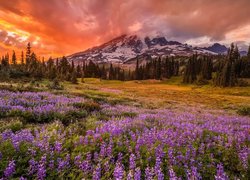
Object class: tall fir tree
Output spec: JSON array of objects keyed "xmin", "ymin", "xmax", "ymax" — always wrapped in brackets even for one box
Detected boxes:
[{"xmin": 11, "ymin": 50, "xmax": 17, "ymax": 65}]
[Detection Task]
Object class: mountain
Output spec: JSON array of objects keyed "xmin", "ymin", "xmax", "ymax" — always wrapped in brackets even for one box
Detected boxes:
[
  {"xmin": 204, "ymin": 43, "xmax": 228, "ymax": 54},
  {"xmin": 66, "ymin": 34, "xmax": 217, "ymax": 64}
]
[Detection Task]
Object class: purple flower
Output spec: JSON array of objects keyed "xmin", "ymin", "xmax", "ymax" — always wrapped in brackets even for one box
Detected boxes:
[
  {"xmin": 57, "ymin": 154, "xmax": 70, "ymax": 172},
  {"xmin": 37, "ymin": 155, "xmax": 47, "ymax": 180},
  {"xmin": 127, "ymin": 170, "xmax": 133, "ymax": 180},
  {"xmin": 4, "ymin": 160, "xmax": 15, "ymax": 178},
  {"xmin": 134, "ymin": 167, "xmax": 141, "ymax": 180},
  {"xmin": 129, "ymin": 153, "xmax": 136, "ymax": 170},
  {"xmin": 54, "ymin": 141, "xmax": 62, "ymax": 153},
  {"xmin": 215, "ymin": 164, "xmax": 228, "ymax": 180},
  {"xmin": 169, "ymin": 167, "xmax": 179, "ymax": 180},
  {"xmin": 186, "ymin": 166, "xmax": 201, "ymax": 180},
  {"xmin": 93, "ymin": 163, "xmax": 101, "ymax": 180},
  {"xmin": 114, "ymin": 162, "xmax": 124, "ymax": 180},
  {"xmin": 145, "ymin": 167, "xmax": 154, "ymax": 180},
  {"xmin": 28, "ymin": 158, "xmax": 37, "ymax": 175}
]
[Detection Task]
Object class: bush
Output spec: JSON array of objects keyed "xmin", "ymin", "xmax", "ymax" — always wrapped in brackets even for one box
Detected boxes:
[
  {"xmin": 47, "ymin": 79, "xmax": 64, "ymax": 90},
  {"xmin": 0, "ymin": 119, "xmax": 23, "ymax": 133},
  {"xmin": 73, "ymin": 101, "xmax": 101, "ymax": 112},
  {"xmin": 9, "ymin": 69, "xmax": 30, "ymax": 79},
  {"xmin": 60, "ymin": 110, "xmax": 87, "ymax": 126},
  {"xmin": 237, "ymin": 79, "xmax": 249, "ymax": 87},
  {"xmin": 120, "ymin": 112, "xmax": 137, "ymax": 118},
  {"xmin": 237, "ymin": 106, "xmax": 250, "ymax": 116}
]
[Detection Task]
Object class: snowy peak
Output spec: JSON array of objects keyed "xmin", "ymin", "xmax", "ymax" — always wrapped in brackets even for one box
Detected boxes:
[{"xmin": 67, "ymin": 34, "xmax": 217, "ymax": 64}]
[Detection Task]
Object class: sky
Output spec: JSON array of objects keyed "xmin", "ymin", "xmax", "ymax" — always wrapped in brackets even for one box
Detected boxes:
[{"xmin": 0, "ymin": 0, "xmax": 250, "ymax": 58}]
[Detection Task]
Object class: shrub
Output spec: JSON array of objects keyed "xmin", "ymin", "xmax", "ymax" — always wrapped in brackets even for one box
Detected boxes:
[
  {"xmin": 73, "ymin": 102, "xmax": 101, "ymax": 112},
  {"xmin": 237, "ymin": 79, "xmax": 249, "ymax": 87},
  {"xmin": 47, "ymin": 79, "xmax": 64, "ymax": 90},
  {"xmin": 237, "ymin": 106, "xmax": 250, "ymax": 116},
  {"xmin": 60, "ymin": 110, "xmax": 87, "ymax": 126},
  {"xmin": 120, "ymin": 112, "xmax": 137, "ymax": 118},
  {"xmin": 0, "ymin": 119, "xmax": 23, "ymax": 133}
]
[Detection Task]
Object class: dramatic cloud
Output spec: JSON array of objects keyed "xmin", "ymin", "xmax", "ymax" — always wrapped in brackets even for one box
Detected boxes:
[{"xmin": 0, "ymin": 0, "xmax": 250, "ymax": 58}]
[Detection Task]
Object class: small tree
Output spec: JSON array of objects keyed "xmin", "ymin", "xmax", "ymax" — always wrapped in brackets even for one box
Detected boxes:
[
  {"xmin": 71, "ymin": 70, "xmax": 78, "ymax": 84},
  {"xmin": 11, "ymin": 50, "xmax": 17, "ymax": 65}
]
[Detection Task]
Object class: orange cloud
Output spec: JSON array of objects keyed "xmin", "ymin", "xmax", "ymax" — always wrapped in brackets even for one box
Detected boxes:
[{"xmin": 0, "ymin": 0, "xmax": 250, "ymax": 59}]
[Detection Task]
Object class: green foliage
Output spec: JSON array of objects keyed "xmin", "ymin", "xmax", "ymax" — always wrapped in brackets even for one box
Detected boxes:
[
  {"xmin": 47, "ymin": 79, "xmax": 64, "ymax": 90},
  {"xmin": 237, "ymin": 106, "xmax": 250, "ymax": 116},
  {"xmin": 60, "ymin": 110, "xmax": 87, "ymax": 126},
  {"xmin": 73, "ymin": 101, "xmax": 101, "ymax": 112},
  {"xmin": 0, "ymin": 119, "xmax": 23, "ymax": 133}
]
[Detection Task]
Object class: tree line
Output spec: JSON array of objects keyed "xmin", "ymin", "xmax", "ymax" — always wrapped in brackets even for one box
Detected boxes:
[
  {"xmin": 0, "ymin": 43, "xmax": 249, "ymax": 87},
  {"xmin": 183, "ymin": 43, "xmax": 250, "ymax": 86}
]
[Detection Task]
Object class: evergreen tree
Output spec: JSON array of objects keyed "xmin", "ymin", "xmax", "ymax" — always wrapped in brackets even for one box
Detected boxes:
[
  {"xmin": 247, "ymin": 45, "xmax": 250, "ymax": 59},
  {"xmin": 21, "ymin": 51, "xmax": 24, "ymax": 65},
  {"xmin": 214, "ymin": 43, "xmax": 238, "ymax": 87},
  {"xmin": 156, "ymin": 57, "xmax": 161, "ymax": 79},
  {"xmin": 26, "ymin": 42, "xmax": 31, "ymax": 68},
  {"xmin": 135, "ymin": 58, "xmax": 140, "ymax": 80},
  {"xmin": 71, "ymin": 70, "xmax": 78, "ymax": 84},
  {"xmin": 109, "ymin": 63, "xmax": 114, "ymax": 80},
  {"xmin": 11, "ymin": 50, "xmax": 17, "ymax": 65}
]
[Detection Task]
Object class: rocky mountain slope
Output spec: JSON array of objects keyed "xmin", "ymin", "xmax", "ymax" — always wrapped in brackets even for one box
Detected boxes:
[{"xmin": 67, "ymin": 34, "xmax": 225, "ymax": 64}]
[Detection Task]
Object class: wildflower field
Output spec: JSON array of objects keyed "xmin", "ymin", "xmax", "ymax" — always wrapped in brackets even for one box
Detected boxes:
[{"xmin": 0, "ymin": 79, "xmax": 249, "ymax": 179}]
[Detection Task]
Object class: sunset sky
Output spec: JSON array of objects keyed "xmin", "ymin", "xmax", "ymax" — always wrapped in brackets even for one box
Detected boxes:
[{"xmin": 0, "ymin": 0, "xmax": 250, "ymax": 58}]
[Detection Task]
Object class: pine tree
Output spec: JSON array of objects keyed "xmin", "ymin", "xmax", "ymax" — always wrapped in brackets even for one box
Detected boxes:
[
  {"xmin": 71, "ymin": 70, "xmax": 78, "ymax": 84},
  {"xmin": 135, "ymin": 58, "xmax": 140, "ymax": 80},
  {"xmin": 247, "ymin": 45, "xmax": 250, "ymax": 59},
  {"xmin": 26, "ymin": 42, "xmax": 31, "ymax": 68},
  {"xmin": 21, "ymin": 51, "xmax": 24, "ymax": 65},
  {"xmin": 11, "ymin": 50, "xmax": 17, "ymax": 65},
  {"xmin": 156, "ymin": 57, "xmax": 161, "ymax": 80},
  {"xmin": 109, "ymin": 63, "xmax": 114, "ymax": 80},
  {"xmin": 214, "ymin": 43, "xmax": 238, "ymax": 87}
]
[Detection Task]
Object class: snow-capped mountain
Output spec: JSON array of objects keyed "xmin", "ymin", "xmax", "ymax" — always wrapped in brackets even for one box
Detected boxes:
[{"xmin": 67, "ymin": 34, "xmax": 218, "ymax": 64}]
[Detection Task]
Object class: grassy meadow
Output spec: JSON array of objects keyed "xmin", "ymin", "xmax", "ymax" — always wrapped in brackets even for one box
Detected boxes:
[{"xmin": 0, "ymin": 78, "xmax": 249, "ymax": 179}]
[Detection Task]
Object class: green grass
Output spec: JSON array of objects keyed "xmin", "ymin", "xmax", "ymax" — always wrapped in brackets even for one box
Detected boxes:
[{"xmin": 0, "ymin": 77, "xmax": 249, "ymax": 113}]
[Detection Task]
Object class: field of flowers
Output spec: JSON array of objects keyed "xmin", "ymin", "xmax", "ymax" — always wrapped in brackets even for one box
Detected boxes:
[
  {"xmin": 0, "ymin": 90, "xmax": 249, "ymax": 179},
  {"xmin": 0, "ymin": 90, "xmax": 91, "ymax": 125}
]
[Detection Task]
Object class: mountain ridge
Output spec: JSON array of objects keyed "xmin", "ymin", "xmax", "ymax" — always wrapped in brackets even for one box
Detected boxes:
[{"xmin": 66, "ymin": 34, "xmax": 229, "ymax": 64}]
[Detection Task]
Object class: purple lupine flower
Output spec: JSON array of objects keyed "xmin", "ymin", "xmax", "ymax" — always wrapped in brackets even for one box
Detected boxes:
[
  {"xmin": 94, "ymin": 152, "xmax": 99, "ymax": 162},
  {"xmin": 104, "ymin": 160, "xmax": 110, "ymax": 172},
  {"xmin": 215, "ymin": 164, "xmax": 228, "ymax": 180},
  {"xmin": 145, "ymin": 167, "xmax": 154, "ymax": 180},
  {"xmin": 127, "ymin": 170, "xmax": 133, "ymax": 180},
  {"xmin": 134, "ymin": 167, "xmax": 141, "ymax": 180},
  {"xmin": 114, "ymin": 162, "xmax": 124, "ymax": 180},
  {"xmin": 28, "ymin": 158, "xmax": 37, "ymax": 175},
  {"xmin": 117, "ymin": 153, "xmax": 123, "ymax": 162},
  {"xmin": 74, "ymin": 155, "xmax": 82, "ymax": 166},
  {"xmin": 49, "ymin": 160, "xmax": 54, "ymax": 169},
  {"xmin": 54, "ymin": 141, "xmax": 62, "ymax": 153},
  {"xmin": 169, "ymin": 167, "xmax": 178, "ymax": 180},
  {"xmin": 129, "ymin": 153, "xmax": 136, "ymax": 170},
  {"xmin": 156, "ymin": 169, "xmax": 164, "ymax": 180},
  {"xmin": 238, "ymin": 147, "xmax": 249, "ymax": 169},
  {"xmin": 93, "ymin": 163, "xmax": 101, "ymax": 180},
  {"xmin": 186, "ymin": 166, "xmax": 201, "ymax": 180},
  {"xmin": 57, "ymin": 154, "xmax": 70, "ymax": 172},
  {"xmin": 4, "ymin": 160, "xmax": 15, "ymax": 178},
  {"xmin": 37, "ymin": 155, "xmax": 47, "ymax": 180}
]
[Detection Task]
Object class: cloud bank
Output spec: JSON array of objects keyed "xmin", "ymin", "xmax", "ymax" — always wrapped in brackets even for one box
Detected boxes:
[{"xmin": 0, "ymin": 0, "xmax": 250, "ymax": 57}]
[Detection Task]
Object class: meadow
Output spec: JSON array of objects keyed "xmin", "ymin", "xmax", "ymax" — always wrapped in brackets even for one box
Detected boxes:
[{"xmin": 0, "ymin": 78, "xmax": 249, "ymax": 179}]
